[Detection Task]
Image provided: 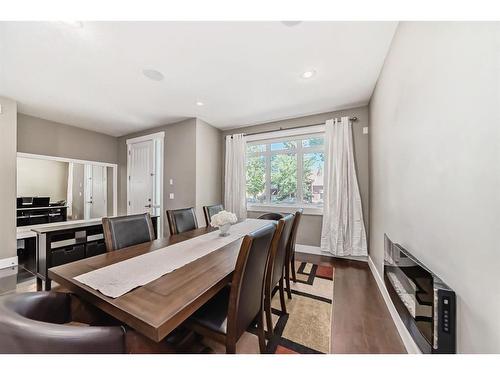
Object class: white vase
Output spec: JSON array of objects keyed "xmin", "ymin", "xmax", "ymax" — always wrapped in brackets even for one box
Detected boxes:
[{"xmin": 219, "ymin": 223, "xmax": 231, "ymax": 237}]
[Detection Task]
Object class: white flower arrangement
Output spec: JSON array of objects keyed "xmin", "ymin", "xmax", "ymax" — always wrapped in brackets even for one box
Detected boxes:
[{"xmin": 210, "ymin": 210, "xmax": 238, "ymax": 228}]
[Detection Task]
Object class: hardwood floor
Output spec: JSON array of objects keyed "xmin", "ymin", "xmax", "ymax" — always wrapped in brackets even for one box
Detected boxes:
[
  {"xmin": 295, "ymin": 252, "xmax": 406, "ymax": 354},
  {"xmin": 1, "ymin": 253, "xmax": 406, "ymax": 354}
]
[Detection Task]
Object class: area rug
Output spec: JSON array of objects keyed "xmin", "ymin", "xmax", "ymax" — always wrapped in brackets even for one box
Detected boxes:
[{"xmin": 204, "ymin": 261, "xmax": 334, "ymax": 354}]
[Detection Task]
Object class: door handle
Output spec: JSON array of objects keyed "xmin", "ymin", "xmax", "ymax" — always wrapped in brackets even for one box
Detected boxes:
[
  {"xmin": 144, "ymin": 204, "xmax": 152, "ymax": 208},
  {"xmin": 86, "ymin": 201, "xmax": 93, "ymax": 204}
]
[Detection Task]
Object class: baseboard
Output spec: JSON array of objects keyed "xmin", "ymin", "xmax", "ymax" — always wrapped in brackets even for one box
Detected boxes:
[
  {"xmin": 367, "ymin": 255, "xmax": 421, "ymax": 354},
  {"xmin": 0, "ymin": 256, "xmax": 18, "ymax": 270},
  {"xmin": 296, "ymin": 244, "xmax": 367, "ymax": 263}
]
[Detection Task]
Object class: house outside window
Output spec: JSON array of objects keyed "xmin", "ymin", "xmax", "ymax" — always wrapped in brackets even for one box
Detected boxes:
[{"xmin": 246, "ymin": 132, "xmax": 325, "ymax": 214}]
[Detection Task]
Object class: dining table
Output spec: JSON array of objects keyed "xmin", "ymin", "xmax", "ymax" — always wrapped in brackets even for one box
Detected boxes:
[{"xmin": 48, "ymin": 224, "xmax": 247, "ymax": 343}]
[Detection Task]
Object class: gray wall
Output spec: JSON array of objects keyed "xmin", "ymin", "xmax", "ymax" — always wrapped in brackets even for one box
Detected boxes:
[
  {"xmin": 0, "ymin": 97, "xmax": 17, "ymax": 262},
  {"xmin": 369, "ymin": 22, "xmax": 500, "ymax": 353},
  {"xmin": 17, "ymin": 113, "xmax": 119, "ymax": 164},
  {"xmin": 17, "ymin": 157, "xmax": 68, "ymax": 201},
  {"xmin": 222, "ymin": 106, "xmax": 370, "ymax": 247},
  {"xmin": 195, "ymin": 119, "xmax": 223, "ymax": 223},
  {"xmin": 117, "ymin": 119, "xmax": 198, "ymax": 234}
]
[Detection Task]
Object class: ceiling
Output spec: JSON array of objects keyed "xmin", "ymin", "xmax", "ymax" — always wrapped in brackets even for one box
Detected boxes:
[{"xmin": 0, "ymin": 22, "xmax": 397, "ymax": 136}]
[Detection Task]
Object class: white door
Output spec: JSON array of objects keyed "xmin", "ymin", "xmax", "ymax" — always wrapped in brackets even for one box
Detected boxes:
[
  {"xmin": 84, "ymin": 165, "xmax": 108, "ymax": 219},
  {"xmin": 128, "ymin": 140, "xmax": 155, "ymax": 215}
]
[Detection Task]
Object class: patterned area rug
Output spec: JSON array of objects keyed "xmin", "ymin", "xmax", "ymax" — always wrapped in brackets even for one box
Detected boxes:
[{"xmin": 205, "ymin": 261, "xmax": 334, "ymax": 354}]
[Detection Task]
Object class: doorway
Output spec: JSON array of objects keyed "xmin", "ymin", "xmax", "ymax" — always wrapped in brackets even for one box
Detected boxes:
[
  {"xmin": 126, "ymin": 132, "xmax": 164, "ymax": 237},
  {"xmin": 84, "ymin": 164, "xmax": 108, "ymax": 219}
]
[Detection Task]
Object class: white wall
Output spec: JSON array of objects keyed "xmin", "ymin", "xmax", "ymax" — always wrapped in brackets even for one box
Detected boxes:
[
  {"xmin": 369, "ymin": 22, "xmax": 500, "ymax": 353},
  {"xmin": 17, "ymin": 157, "xmax": 69, "ymax": 202},
  {"xmin": 0, "ymin": 97, "xmax": 17, "ymax": 263}
]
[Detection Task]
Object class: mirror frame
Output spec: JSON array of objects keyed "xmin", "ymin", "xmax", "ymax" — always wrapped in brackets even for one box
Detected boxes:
[{"xmin": 17, "ymin": 152, "xmax": 118, "ymax": 218}]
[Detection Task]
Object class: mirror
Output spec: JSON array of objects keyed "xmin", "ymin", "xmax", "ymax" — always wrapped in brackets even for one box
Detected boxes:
[{"xmin": 16, "ymin": 153, "xmax": 117, "ymax": 227}]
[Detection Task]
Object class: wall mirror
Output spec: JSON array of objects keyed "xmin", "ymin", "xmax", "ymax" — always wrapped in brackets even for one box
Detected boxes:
[{"xmin": 16, "ymin": 153, "xmax": 118, "ymax": 227}]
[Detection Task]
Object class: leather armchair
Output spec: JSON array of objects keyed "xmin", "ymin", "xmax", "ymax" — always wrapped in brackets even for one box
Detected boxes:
[{"xmin": 0, "ymin": 292, "xmax": 125, "ymax": 354}]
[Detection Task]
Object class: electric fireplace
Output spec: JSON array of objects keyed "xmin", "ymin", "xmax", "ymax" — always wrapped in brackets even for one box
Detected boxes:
[{"xmin": 384, "ymin": 234, "xmax": 456, "ymax": 354}]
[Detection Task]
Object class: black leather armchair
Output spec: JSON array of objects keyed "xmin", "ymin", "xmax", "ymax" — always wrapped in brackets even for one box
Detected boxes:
[{"xmin": 0, "ymin": 292, "xmax": 126, "ymax": 354}]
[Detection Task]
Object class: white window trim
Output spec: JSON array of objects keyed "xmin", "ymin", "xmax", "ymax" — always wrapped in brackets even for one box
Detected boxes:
[{"xmin": 246, "ymin": 130, "xmax": 325, "ymax": 215}]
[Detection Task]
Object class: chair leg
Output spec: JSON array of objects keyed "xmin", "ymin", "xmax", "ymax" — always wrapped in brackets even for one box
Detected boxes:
[
  {"xmin": 257, "ymin": 310, "xmax": 267, "ymax": 354},
  {"xmin": 226, "ymin": 341, "xmax": 236, "ymax": 354},
  {"xmin": 291, "ymin": 251, "xmax": 297, "ymax": 283},
  {"xmin": 278, "ymin": 279, "xmax": 287, "ymax": 314},
  {"xmin": 264, "ymin": 289, "xmax": 273, "ymax": 339},
  {"xmin": 284, "ymin": 263, "xmax": 292, "ymax": 299}
]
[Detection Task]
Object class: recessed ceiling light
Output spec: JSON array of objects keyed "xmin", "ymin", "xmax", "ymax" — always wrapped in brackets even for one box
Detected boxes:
[
  {"xmin": 62, "ymin": 21, "xmax": 84, "ymax": 28},
  {"xmin": 301, "ymin": 70, "xmax": 316, "ymax": 79},
  {"xmin": 142, "ymin": 69, "xmax": 164, "ymax": 82},
  {"xmin": 196, "ymin": 101, "xmax": 204, "ymax": 106},
  {"xmin": 281, "ymin": 21, "xmax": 302, "ymax": 27}
]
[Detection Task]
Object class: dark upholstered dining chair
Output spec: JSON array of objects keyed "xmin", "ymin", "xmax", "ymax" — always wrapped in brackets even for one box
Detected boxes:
[
  {"xmin": 166, "ymin": 207, "xmax": 199, "ymax": 235},
  {"xmin": 0, "ymin": 292, "xmax": 126, "ymax": 354},
  {"xmin": 285, "ymin": 210, "xmax": 303, "ymax": 299},
  {"xmin": 102, "ymin": 213, "xmax": 155, "ymax": 252},
  {"xmin": 203, "ymin": 204, "xmax": 224, "ymax": 227},
  {"xmin": 264, "ymin": 214, "xmax": 295, "ymax": 337},
  {"xmin": 257, "ymin": 212, "xmax": 284, "ymax": 221},
  {"xmin": 185, "ymin": 221, "xmax": 283, "ymax": 354}
]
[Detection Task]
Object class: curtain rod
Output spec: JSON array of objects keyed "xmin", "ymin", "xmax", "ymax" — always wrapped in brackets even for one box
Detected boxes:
[{"xmin": 233, "ymin": 116, "xmax": 358, "ymax": 137}]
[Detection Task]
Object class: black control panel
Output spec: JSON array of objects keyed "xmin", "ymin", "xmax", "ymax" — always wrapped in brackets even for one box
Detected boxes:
[{"xmin": 436, "ymin": 289, "xmax": 456, "ymax": 353}]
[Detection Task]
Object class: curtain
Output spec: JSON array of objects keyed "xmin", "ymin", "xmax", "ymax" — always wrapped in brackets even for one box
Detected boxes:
[
  {"xmin": 320, "ymin": 117, "xmax": 367, "ymax": 256},
  {"xmin": 224, "ymin": 133, "xmax": 247, "ymax": 220}
]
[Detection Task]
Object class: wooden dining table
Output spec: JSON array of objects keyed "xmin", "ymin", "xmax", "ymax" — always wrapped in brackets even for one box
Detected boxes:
[{"xmin": 48, "ymin": 225, "xmax": 242, "ymax": 343}]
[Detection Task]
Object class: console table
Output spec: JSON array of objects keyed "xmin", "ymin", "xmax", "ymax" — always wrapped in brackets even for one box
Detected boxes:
[{"xmin": 33, "ymin": 216, "xmax": 158, "ymax": 291}]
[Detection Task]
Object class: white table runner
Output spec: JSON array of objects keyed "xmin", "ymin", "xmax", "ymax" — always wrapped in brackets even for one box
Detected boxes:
[{"xmin": 74, "ymin": 219, "xmax": 272, "ymax": 298}]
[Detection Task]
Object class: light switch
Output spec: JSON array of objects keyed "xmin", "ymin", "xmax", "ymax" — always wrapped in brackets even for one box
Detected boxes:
[
  {"xmin": 363, "ymin": 127, "xmax": 369, "ymax": 135},
  {"xmin": 169, "ymin": 193, "xmax": 174, "ymax": 199},
  {"xmin": 169, "ymin": 179, "xmax": 173, "ymax": 185}
]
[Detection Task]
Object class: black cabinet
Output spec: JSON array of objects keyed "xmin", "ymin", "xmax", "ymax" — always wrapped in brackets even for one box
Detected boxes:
[{"xmin": 34, "ymin": 216, "xmax": 158, "ymax": 291}]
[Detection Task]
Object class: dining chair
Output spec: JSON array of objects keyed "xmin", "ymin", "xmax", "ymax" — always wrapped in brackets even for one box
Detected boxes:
[
  {"xmin": 203, "ymin": 204, "xmax": 224, "ymax": 227},
  {"xmin": 166, "ymin": 207, "xmax": 199, "ymax": 235},
  {"xmin": 284, "ymin": 209, "xmax": 303, "ymax": 299},
  {"xmin": 257, "ymin": 212, "xmax": 284, "ymax": 220},
  {"xmin": 0, "ymin": 291, "xmax": 126, "ymax": 353},
  {"xmin": 102, "ymin": 213, "xmax": 155, "ymax": 252},
  {"xmin": 185, "ymin": 221, "xmax": 283, "ymax": 354},
  {"xmin": 264, "ymin": 214, "xmax": 295, "ymax": 337}
]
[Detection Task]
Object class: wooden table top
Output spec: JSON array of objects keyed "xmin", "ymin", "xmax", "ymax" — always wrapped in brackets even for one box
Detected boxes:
[{"xmin": 48, "ymin": 225, "xmax": 240, "ymax": 342}]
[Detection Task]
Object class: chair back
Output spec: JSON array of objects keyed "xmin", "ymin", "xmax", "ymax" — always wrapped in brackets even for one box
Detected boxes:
[
  {"xmin": 227, "ymin": 221, "xmax": 283, "ymax": 340},
  {"xmin": 102, "ymin": 213, "xmax": 155, "ymax": 251},
  {"xmin": 257, "ymin": 212, "xmax": 284, "ymax": 221},
  {"xmin": 0, "ymin": 292, "xmax": 125, "ymax": 354},
  {"xmin": 203, "ymin": 204, "xmax": 224, "ymax": 226},
  {"xmin": 166, "ymin": 207, "xmax": 198, "ymax": 235},
  {"xmin": 266, "ymin": 214, "xmax": 295, "ymax": 290},
  {"xmin": 286, "ymin": 209, "xmax": 303, "ymax": 261}
]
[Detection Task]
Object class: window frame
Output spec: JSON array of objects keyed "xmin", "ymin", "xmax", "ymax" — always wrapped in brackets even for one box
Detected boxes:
[{"xmin": 246, "ymin": 131, "xmax": 325, "ymax": 215}]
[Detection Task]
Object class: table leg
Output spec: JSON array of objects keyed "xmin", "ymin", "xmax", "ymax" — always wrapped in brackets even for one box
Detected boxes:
[{"xmin": 36, "ymin": 277, "xmax": 43, "ymax": 291}]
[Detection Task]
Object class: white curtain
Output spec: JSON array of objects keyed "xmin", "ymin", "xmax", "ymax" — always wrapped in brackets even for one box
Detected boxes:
[
  {"xmin": 320, "ymin": 117, "xmax": 367, "ymax": 256},
  {"xmin": 224, "ymin": 133, "xmax": 247, "ymax": 220}
]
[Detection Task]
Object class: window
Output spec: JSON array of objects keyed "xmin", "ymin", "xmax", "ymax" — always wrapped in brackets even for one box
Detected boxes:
[{"xmin": 246, "ymin": 133, "xmax": 325, "ymax": 209}]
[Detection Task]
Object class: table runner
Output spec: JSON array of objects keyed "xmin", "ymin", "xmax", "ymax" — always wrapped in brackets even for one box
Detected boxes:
[{"xmin": 74, "ymin": 219, "xmax": 272, "ymax": 298}]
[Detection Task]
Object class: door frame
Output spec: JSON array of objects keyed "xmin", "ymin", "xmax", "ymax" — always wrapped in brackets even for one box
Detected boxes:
[{"xmin": 126, "ymin": 131, "xmax": 165, "ymax": 238}]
